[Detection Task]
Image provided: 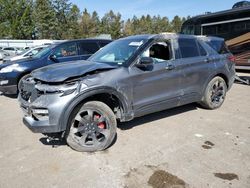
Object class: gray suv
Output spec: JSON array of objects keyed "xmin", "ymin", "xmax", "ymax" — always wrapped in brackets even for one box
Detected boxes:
[{"xmin": 18, "ymin": 33, "xmax": 235, "ymax": 152}]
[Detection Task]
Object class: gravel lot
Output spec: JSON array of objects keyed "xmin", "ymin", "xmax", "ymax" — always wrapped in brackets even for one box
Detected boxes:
[{"xmin": 0, "ymin": 73, "xmax": 249, "ymax": 188}]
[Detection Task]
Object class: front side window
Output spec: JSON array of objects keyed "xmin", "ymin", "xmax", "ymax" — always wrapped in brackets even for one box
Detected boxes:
[
  {"xmin": 178, "ymin": 38, "xmax": 200, "ymax": 58},
  {"xmin": 53, "ymin": 43, "xmax": 77, "ymax": 58},
  {"xmin": 141, "ymin": 41, "xmax": 172, "ymax": 63},
  {"xmin": 89, "ymin": 38, "xmax": 147, "ymax": 65}
]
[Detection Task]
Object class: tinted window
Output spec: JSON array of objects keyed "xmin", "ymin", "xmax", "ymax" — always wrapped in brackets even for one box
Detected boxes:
[
  {"xmin": 79, "ymin": 42, "xmax": 99, "ymax": 55},
  {"xmin": 181, "ymin": 25, "xmax": 195, "ymax": 35},
  {"xmin": 178, "ymin": 38, "xmax": 200, "ymax": 58},
  {"xmin": 99, "ymin": 41, "xmax": 110, "ymax": 48},
  {"xmin": 53, "ymin": 43, "xmax": 77, "ymax": 57},
  {"xmin": 4, "ymin": 47, "xmax": 15, "ymax": 51},
  {"xmin": 205, "ymin": 40, "xmax": 229, "ymax": 54},
  {"xmin": 197, "ymin": 42, "xmax": 207, "ymax": 56},
  {"xmin": 217, "ymin": 23, "xmax": 229, "ymax": 34},
  {"xmin": 203, "ymin": 26, "xmax": 216, "ymax": 35}
]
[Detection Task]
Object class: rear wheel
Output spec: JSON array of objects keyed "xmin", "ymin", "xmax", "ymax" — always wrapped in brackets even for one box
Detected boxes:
[
  {"xmin": 66, "ymin": 101, "xmax": 117, "ymax": 152},
  {"xmin": 200, "ymin": 76, "xmax": 227, "ymax": 109}
]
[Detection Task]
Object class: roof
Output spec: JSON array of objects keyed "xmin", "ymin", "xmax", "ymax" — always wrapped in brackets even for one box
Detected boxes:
[
  {"xmin": 184, "ymin": 6, "xmax": 250, "ymax": 24},
  {"xmin": 122, "ymin": 33, "xmax": 201, "ymax": 40}
]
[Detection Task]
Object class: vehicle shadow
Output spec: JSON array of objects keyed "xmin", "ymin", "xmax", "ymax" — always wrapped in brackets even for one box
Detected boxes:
[
  {"xmin": 1, "ymin": 94, "xmax": 18, "ymax": 99},
  {"xmin": 235, "ymin": 75, "xmax": 250, "ymax": 85},
  {"xmin": 39, "ymin": 133, "xmax": 118, "ymax": 150},
  {"xmin": 118, "ymin": 103, "xmax": 198, "ymax": 130},
  {"xmin": 39, "ymin": 133, "xmax": 67, "ymax": 148},
  {"xmin": 38, "ymin": 103, "xmax": 198, "ymax": 149}
]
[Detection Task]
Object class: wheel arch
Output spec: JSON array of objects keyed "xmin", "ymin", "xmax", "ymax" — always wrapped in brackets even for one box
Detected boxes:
[
  {"xmin": 59, "ymin": 86, "xmax": 131, "ymax": 133},
  {"xmin": 214, "ymin": 73, "xmax": 229, "ymax": 88}
]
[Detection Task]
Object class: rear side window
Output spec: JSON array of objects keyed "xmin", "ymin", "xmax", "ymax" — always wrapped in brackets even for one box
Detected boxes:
[
  {"xmin": 205, "ymin": 40, "xmax": 229, "ymax": 54},
  {"xmin": 4, "ymin": 47, "xmax": 15, "ymax": 51},
  {"xmin": 79, "ymin": 42, "xmax": 99, "ymax": 55},
  {"xmin": 99, "ymin": 41, "xmax": 110, "ymax": 48},
  {"xmin": 178, "ymin": 38, "xmax": 200, "ymax": 58},
  {"xmin": 197, "ymin": 42, "xmax": 207, "ymax": 56}
]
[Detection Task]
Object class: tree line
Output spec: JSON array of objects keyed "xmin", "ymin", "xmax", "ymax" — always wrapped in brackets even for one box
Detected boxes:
[{"xmin": 0, "ymin": 0, "xmax": 190, "ymax": 40}]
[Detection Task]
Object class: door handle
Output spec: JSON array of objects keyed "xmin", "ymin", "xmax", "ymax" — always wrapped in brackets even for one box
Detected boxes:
[
  {"xmin": 165, "ymin": 64, "xmax": 175, "ymax": 70},
  {"xmin": 204, "ymin": 58, "xmax": 211, "ymax": 63}
]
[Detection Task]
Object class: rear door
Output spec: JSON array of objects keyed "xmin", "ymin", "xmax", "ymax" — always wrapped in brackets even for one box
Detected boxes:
[
  {"xmin": 175, "ymin": 38, "xmax": 212, "ymax": 104},
  {"xmin": 78, "ymin": 41, "xmax": 100, "ymax": 60}
]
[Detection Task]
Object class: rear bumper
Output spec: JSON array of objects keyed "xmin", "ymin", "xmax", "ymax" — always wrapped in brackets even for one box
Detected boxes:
[{"xmin": 0, "ymin": 85, "xmax": 17, "ymax": 94}]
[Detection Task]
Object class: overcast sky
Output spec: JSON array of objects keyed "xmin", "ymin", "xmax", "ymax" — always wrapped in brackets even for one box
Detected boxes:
[{"xmin": 70, "ymin": 0, "xmax": 241, "ymax": 19}]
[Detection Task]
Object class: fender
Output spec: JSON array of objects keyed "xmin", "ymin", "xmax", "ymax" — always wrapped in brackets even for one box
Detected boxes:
[{"xmin": 59, "ymin": 86, "xmax": 133, "ymax": 132}]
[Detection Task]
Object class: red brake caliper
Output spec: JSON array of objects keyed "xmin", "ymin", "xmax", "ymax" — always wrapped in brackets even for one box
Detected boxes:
[{"xmin": 95, "ymin": 114, "xmax": 106, "ymax": 129}]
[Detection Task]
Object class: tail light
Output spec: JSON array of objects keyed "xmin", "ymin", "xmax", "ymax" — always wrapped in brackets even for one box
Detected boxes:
[{"xmin": 228, "ymin": 55, "xmax": 236, "ymax": 63}]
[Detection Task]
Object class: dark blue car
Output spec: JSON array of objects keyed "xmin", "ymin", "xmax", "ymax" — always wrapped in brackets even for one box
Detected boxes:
[{"xmin": 0, "ymin": 39, "xmax": 111, "ymax": 94}]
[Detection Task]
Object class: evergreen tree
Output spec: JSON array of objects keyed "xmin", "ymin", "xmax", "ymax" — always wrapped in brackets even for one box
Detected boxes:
[
  {"xmin": 90, "ymin": 11, "xmax": 101, "ymax": 36},
  {"xmin": 101, "ymin": 10, "xmax": 122, "ymax": 39},
  {"xmin": 0, "ymin": 0, "xmax": 34, "ymax": 39},
  {"xmin": 66, "ymin": 4, "xmax": 81, "ymax": 39},
  {"xmin": 80, "ymin": 8, "xmax": 93, "ymax": 38},
  {"xmin": 52, "ymin": 0, "xmax": 71, "ymax": 39},
  {"xmin": 33, "ymin": 0, "xmax": 57, "ymax": 39},
  {"xmin": 171, "ymin": 15, "xmax": 183, "ymax": 33}
]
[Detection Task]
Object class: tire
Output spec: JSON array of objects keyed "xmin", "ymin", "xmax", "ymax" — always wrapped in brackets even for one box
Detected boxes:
[
  {"xmin": 200, "ymin": 76, "xmax": 227, "ymax": 109},
  {"xmin": 66, "ymin": 101, "xmax": 117, "ymax": 152},
  {"xmin": 18, "ymin": 74, "xmax": 31, "ymax": 93}
]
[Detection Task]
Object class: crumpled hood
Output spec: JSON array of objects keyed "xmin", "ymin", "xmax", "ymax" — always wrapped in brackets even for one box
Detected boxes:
[{"xmin": 31, "ymin": 60, "xmax": 118, "ymax": 83}]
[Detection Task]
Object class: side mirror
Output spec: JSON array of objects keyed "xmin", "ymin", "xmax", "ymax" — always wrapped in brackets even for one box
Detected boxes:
[
  {"xmin": 49, "ymin": 54, "xmax": 57, "ymax": 62},
  {"xmin": 135, "ymin": 57, "xmax": 154, "ymax": 70}
]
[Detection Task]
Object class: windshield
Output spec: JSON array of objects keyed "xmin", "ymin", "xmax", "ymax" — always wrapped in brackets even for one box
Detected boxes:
[
  {"xmin": 19, "ymin": 49, "xmax": 30, "ymax": 55},
  {"xmin": 32, "ymin": 47, "xmax": 51, "ymax": 59},
  {"xmin": 89, "ymin": 38, "xmax": 146, "ymax": 65}
]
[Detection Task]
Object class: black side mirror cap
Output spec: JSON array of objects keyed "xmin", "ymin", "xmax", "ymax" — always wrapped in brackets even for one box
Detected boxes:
[
  {"xmin": 49, "ymin": 54, "xmax": 57, "ymax": 62},
  {"xmin": 135, "ymin": 57, "xmax": 154, "ymax": 71}
]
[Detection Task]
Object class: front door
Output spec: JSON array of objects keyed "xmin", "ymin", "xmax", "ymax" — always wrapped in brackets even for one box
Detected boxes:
[{"xmin": 131, "ymin": 40, "xmax": 183, "ymax": 117}]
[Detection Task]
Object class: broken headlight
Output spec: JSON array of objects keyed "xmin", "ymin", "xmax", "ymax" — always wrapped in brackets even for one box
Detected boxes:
[{"xmin": 35, "ymin": 82, "xmax": 80, "ymax": 96}]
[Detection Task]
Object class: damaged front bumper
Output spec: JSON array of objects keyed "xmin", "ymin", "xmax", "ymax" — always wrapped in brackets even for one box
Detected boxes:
[
  {"xmin": 18, "ymin": 77, "xmax": 80, "ymax": 133},
  {"xmin": 19, "ymin": 92, "xmax": 76, "ymax": 133}
]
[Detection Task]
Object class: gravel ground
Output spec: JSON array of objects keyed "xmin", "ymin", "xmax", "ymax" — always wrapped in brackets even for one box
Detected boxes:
[{"xmin": 0, "ymin": 73, "xmax": 249, "ymax": 188}]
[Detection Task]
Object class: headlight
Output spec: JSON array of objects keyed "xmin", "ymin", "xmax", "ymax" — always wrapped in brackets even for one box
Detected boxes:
[
  {"xmin": 0, "ymin": 64, "xmax": 23, "ymax": 73},
  {"xmin": 35, "ymin": 82, "xmax": 81, "ymax": 96}
]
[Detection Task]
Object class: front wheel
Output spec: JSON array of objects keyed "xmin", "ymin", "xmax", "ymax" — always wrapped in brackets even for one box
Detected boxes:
[
  {"xmin": 66, "ymin": 101, "xmax": 117, "ymax": 152},
  {"xmin": 200, "ymin": 76, "xmax": 227, "ymax": 109}
]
